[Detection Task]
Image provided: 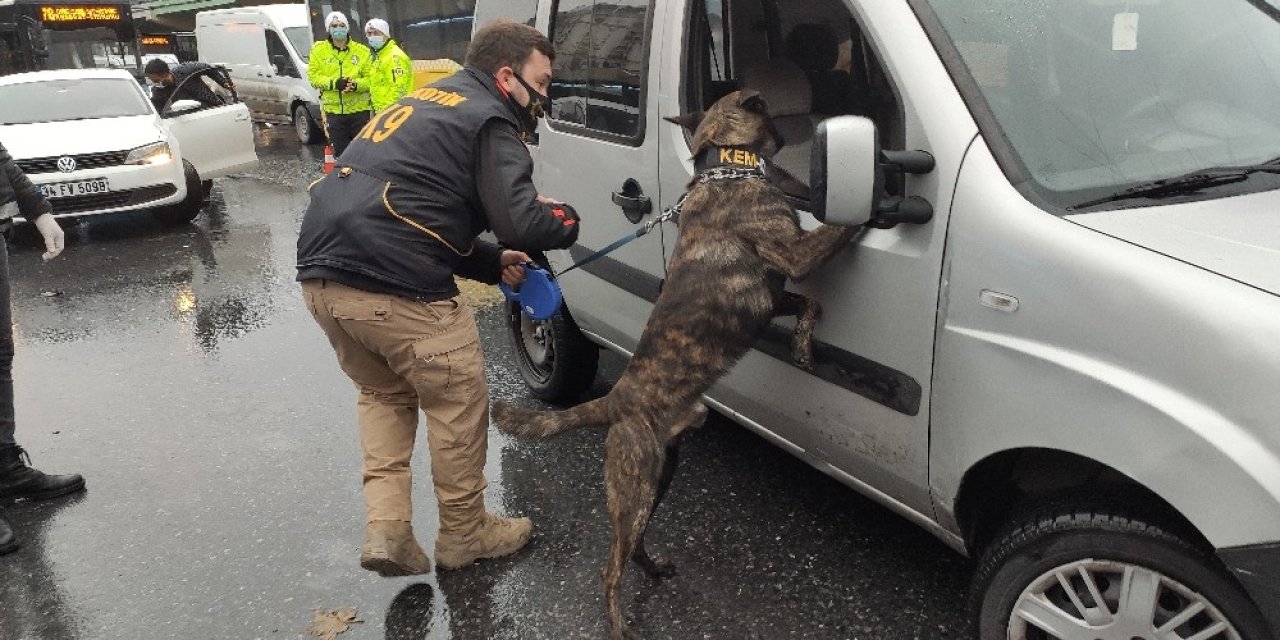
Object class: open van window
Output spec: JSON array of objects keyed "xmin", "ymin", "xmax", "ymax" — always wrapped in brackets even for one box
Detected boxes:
[
  {"xmin": 919, "ymin": 0, "xmax": 1280, "ymax": 211},
  {"xmin": 684, "ymin": 0, "xmax": 905, "ymax": 200}
]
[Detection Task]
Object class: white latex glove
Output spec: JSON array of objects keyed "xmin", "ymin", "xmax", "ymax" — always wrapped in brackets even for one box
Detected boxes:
[{"xmin": 33, "ymin": 214, "xmax": 64, "ymax": 261}]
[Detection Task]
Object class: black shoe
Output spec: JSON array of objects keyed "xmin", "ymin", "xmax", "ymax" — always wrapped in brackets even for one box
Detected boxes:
[
  {"xmin": 0, "ymin": 445, "xmax": 85, "ymax": 503},
  {"xmin": 0, "ymin": 505, "xmax": 17, "ymax": 555}
]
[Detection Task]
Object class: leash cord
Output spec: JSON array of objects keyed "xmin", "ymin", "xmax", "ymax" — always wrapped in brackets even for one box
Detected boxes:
[{"xmin": 552, "ymin": 167, "xmax": 764, "ymax": 279}]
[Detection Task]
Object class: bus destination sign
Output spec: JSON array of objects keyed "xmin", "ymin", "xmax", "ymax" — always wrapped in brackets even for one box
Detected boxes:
[
  {"xmin": 40, "ymin": 5, "xmax": 123, "ymax": 22},
  {"xmin": 141, "ymin": 36, "xmax": 171, "ymax": 45}
]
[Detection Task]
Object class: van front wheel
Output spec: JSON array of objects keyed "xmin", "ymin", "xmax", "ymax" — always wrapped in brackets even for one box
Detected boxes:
[
  {"xmin": 507, "ymin": 302, "xmax": 598, "ymax": 404},
  {"xmin": 294, "ymin": 105, "xmax": 321, "ymax": 145},
  {"xmin": 971, "ymin": 502, "xmax": 1271, "ymax": 640}
]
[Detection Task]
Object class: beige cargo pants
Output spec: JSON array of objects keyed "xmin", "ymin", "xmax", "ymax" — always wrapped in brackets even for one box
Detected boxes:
[{"xmin": 301, "ymin": 279, "xmax": 488, "ymax": 535}]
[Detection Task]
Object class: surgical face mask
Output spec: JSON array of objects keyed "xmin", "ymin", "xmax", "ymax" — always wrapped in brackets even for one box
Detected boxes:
[
  {"xmin": 367, "ymin": 35, "xmax": 386, "ymax": 50},
  {"xmin": 511, "ymin": 72, "xmax": 549, "ymax": 120},
  {"xmin": 330, "ymin": 27, "xmax": 348, "ymax": 39}
]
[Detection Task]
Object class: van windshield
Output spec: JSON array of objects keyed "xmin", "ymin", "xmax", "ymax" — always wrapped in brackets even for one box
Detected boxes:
[
  {"xmin": 922, "ymin": 0, "xmax": 1280, "ymax": 206},
  {"xmin": 284, "ymin": 26, "xmax": 311, "ymax": 63}
]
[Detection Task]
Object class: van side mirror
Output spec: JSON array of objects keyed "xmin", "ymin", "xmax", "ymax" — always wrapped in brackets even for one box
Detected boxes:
[
  {"xmin": 272, "ymin": 55, "xmax": 295, "ymax": 77},
  {"xmin": 810, "ymin": 115, "xmax": 937, "ymax": 229},
  {"xmin": 810, "ymin": 116, "xmax": 879, "ymax": 227}
]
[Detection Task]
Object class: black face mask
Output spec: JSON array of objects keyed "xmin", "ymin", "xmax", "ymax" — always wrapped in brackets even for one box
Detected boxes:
[{"xmin": 509, "ymin": 71, "xmax": 549, "ymax": 132}]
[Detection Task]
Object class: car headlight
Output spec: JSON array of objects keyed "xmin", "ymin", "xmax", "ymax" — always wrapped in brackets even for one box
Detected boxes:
[{"xmin": 125, "ymin": 141, "xmax": 172, "ymax": 165}]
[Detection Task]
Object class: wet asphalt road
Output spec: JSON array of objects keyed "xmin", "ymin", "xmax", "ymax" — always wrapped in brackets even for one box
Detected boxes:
[{"xmin": 0, "ymin": 125, "xmax": 970, "ymax": 640}]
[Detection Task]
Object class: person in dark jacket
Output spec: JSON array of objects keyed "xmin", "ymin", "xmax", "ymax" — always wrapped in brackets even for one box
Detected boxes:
[
  {"xmin": 0, "ymin": 142, "xmax": 84, "ymax": 556},
  {"xmin": 297, "ymin": 19, "xmax": 579, "ymax": 577},
  {"xmin": 145, "ymin": 59, "xmax": 236, "ymax": 112}
]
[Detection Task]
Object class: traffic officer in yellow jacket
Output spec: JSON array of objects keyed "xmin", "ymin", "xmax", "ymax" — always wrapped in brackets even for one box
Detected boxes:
[
  {"xmin": 364, "ymin": 19, "xmax": 413, "ymax": 113},
  {"xmin": 308, "ymin": 11, "xmax": 372, "ymax": 157}
]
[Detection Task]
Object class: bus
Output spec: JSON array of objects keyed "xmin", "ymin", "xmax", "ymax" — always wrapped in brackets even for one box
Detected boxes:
[{"xmin": 0, "ymin": 0, "xmax": 142, "ymax": 78}]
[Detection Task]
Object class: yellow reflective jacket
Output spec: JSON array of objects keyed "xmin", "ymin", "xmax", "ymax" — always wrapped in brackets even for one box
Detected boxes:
[
  {"xmin": 308, "ymin": 38, "xmax": 372, "ymax": 114},
  {"xmin": 369, "ymin": 40, "xmax": 414, "ymax": 113}
]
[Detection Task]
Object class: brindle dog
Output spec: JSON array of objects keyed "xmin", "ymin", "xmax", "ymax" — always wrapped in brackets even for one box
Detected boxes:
[{"xmin": 493, "ymin": 90, "xmax": 857, "ymax": 640}]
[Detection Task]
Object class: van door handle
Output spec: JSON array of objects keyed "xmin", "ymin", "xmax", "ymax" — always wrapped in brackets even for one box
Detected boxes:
[{"xmin": 611, "ymin": 178, "xmax": 652, "ymax": 224}]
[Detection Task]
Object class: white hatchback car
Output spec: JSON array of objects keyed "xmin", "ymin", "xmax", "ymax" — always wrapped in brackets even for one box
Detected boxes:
[{"xmin": 0, "ymin": 68, "xmax": 258, "ymax": 224}]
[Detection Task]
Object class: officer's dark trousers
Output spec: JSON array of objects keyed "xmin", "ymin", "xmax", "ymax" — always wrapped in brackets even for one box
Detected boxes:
[
  {"xmin": 325, "ymin": 111, "xmax": 372, "ymax": 158},
  {"xmin": 0, "ymin": 240, "xmax": 17, "ymax": 445}
]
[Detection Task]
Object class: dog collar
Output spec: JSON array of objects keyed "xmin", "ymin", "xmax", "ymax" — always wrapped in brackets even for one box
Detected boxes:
[{"xmin": 695, "ymin": 146, "xmax": 768, "ymax": 174}]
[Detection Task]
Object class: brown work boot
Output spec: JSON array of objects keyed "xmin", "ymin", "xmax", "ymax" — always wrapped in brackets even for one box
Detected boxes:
[
  {"xmin": 360, "ymin": 521, "xmax": 433, "ymax": 577},
  {"xmin": 435, "ymin": 513, "xmax": 533, "ymax": 570}
]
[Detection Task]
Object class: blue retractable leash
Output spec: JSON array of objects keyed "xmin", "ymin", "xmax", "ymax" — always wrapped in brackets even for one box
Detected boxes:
[{"xmin": 500, "ymin": 192, "xmax": 692, "ymax": 321}]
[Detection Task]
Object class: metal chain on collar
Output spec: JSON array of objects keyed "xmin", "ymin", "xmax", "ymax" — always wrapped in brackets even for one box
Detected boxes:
[{"xmin": 647, "ymin": 166, "xmax": 767, "ymax": 231}]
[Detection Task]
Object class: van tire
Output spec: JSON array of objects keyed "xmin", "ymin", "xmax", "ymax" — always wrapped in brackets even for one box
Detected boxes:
[
  {"xmin": 294, "ymin": 104, "xmax": 321, "ymax": 145},
  {"xmin": 154, "ymin": 161, "xmax": 204, "ymax": 225},
  {"xmin": 507, "ymin": 302, "xmax": 599, "ymax": 403},
  {"xmin": 970, "ymin": 499, "xmax": 1272, "ymax": 640}
]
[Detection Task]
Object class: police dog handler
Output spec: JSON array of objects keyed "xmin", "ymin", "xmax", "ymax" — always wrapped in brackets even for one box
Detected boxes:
[{"xmin": 297, "ymin": 20, "xmax": 580, "ymax": 577}]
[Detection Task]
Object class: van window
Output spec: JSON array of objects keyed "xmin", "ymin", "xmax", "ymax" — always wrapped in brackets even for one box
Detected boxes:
[
  {"xmin": 922, "ymin": 0, "xmax": 1280, "ymax": 209},
  {"xmin": 685, "ymin": 0, "xmax": 904, "ymax": 199},
  {"xmin": 547, "ymin": 0, "xmax": 653, "ymax": 143},
  {"xmin": 473, "ymin": 0, "xmax": 537, "ymax": 29}
]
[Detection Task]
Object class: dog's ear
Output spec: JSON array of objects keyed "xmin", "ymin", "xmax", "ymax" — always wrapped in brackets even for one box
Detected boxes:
[
  {"xmin": 664, "ymin": 111, "xmax": 705, "ymax": 132},
  {"xmin": 738, "ymin": 89, "xmax": 768, "ymax": 114}
]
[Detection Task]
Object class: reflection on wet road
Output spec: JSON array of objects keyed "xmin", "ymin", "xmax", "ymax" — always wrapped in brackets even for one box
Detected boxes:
[{"xmin": 0, "ymin": 125, "xmax": 969, "ymax": 639}]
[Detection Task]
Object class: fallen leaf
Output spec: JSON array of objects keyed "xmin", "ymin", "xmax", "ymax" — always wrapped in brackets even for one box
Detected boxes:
[{"xmin": 304, "ymin": 608, "xmax": 363, "ymax": 640}]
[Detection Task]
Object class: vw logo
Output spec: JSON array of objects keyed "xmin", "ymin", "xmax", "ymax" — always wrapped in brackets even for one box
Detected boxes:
[{"xmin": 56, "ymin": 156, "xmax": 77, "ymax": 173}]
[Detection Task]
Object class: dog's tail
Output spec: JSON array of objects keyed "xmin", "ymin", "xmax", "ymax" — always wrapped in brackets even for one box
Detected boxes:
[{"xmin": 493, "ymin": 397, "xmax": 611, "ymax": 439}]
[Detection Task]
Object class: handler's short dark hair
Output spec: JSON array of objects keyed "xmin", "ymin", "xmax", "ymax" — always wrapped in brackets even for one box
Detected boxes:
[
  {"xmin": 144, "ymin": 58, "xmax": 170, "ymax": 76},
  {"xmin": 465, "ymin": 20, "xmax": 555, "ymax": 75}
]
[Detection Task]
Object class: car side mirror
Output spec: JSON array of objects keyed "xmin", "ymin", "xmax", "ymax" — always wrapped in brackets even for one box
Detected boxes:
[
  {"xmin": 810, "ymin": 115, "xmax": 937, "ymax": 229},
  {"xmin": 166, "ymin": 99, "xmax": 202, "ymax": 117}
]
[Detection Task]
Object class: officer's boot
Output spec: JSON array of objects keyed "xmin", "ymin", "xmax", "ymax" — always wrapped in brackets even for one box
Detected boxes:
[
  {"xmin": 434, "ymin": 510, "xmax": 533, "ymax": 570},
  {"xmin": 0, "ymin": 445, "xmax": 85, "ymax": 502},
  {"xmin": 433, "ymin": 476, "xmax": 532, "ymax": 571},
  {"xmin": 0, "ymin": 504, "xmax": 17, "ymax": 555},
  {"xmin": 360, "ymin": 521, "xmax": 432, "ymax": 577}
]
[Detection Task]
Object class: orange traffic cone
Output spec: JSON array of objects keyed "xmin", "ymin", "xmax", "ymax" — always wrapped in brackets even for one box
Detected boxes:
[{"xmin": 322, "ymin": 145, "xmax": 336, "ymax": 174}]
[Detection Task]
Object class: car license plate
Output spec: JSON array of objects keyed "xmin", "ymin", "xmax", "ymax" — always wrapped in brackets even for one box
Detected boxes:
[{"xmin": 38, "ymin": 178, "xmax": 110, "ymax": 199}]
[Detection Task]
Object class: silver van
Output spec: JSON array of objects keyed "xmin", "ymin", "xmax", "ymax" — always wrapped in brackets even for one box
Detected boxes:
[
  {"xmin": 195, "ymin": 4, "xmax": 324, "ymax": 144},
  {"xmin": 482, "ymin": 0, "xmax": 1280, "ymax": 637}
]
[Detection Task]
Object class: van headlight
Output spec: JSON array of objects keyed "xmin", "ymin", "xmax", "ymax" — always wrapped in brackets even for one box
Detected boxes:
[{"xmin": 125, "ymin": 141, "xmax": 173, "ymax": 165}]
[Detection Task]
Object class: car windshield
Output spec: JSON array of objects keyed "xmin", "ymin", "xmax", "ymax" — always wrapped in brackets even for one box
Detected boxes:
[
  {"xmin": 284, "ymin": 26, "xmax": 311, "ymax": 63},
  {"xmin": 921, "ymin": 0, "xmax": 1280, "ymax": 204},
  {"xmin": 0, "ymin": 78, "xmax": 151, "ymax": 124}
]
